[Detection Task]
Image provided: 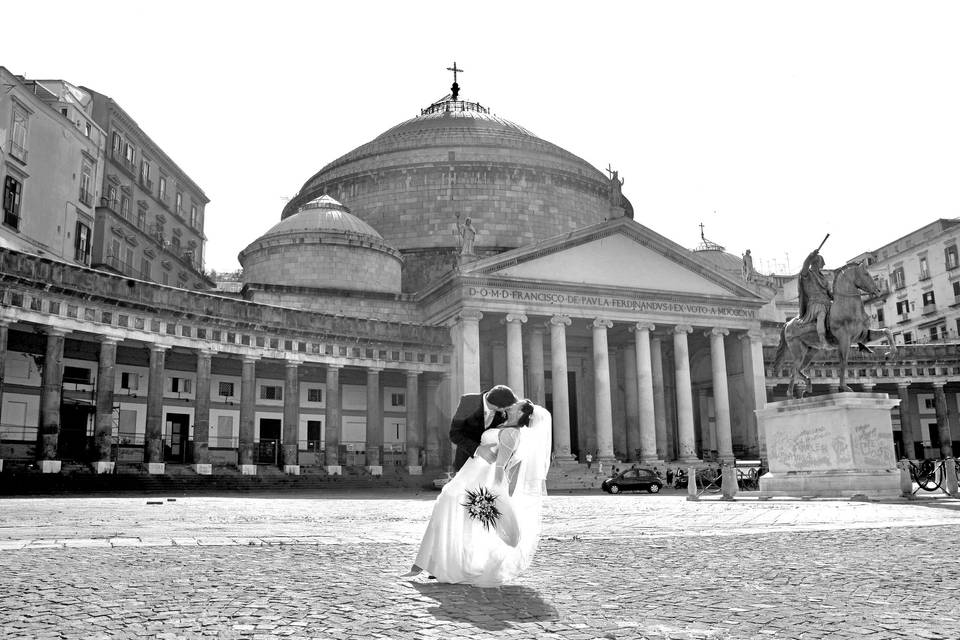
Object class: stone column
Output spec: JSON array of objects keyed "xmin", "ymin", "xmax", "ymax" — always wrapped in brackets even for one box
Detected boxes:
[
  {"xmin": 238, "ymin": 356, "xmax": 258, "ymax": 474},
  {"xmin": 192, "ymin": 350, "xmax": 213, "ymax": 473},
  {"xmin": 37, "ymin": 329, "xmax": 67, "ymax": 472},
  {"xmin": 622, "ymin": 341, "xmax": 640, "ymax": 461},
  {"xmin": 93, "ymin": 337, "xmax": 118, "ymax": 474},
  {"xmin": 592, "ymin": 318, "xmax": 615, "ymax": 461},
  {"xmin": 897, "ymin": 382, "xmax": 919, "ymax": 459},
  {"xmin": 451, "ymin": 310, "xmax": 483, "ymax": 400},
  {"xmin": 504, "ymin": 313, "xmax": 527, "ymax": 397},
  {"xmin": 740, "ymin": 329, "xmax": 767, "ymax": 459},
  {"xmin": 527, "ymin": 325, "xmax": 545, "ymax": 405},
  {"xmin": 549, "ymin": 314, "xmax": 574, "ymax": 459},
  {"xmin": 707, "ymin": 328, "xmax": 734, "ymax": 462},
  {"xmin": 324, "ymin": 364, "xmax": 342, "ymax": 474},
  {"xmin": 144, "ymin": 345, "xmax": 168, "ymax": 473},
  {"xmin": 440, "ymin": 373, "xmax": 454, "ymax": 469},
  {"xmin": 650, "ymin": 334, "xmax": 668, "ymax": 461},
  {"xmin": 366, "ymin": 367, "xmax": 383, "ymax": 474},
  {"xmin": 933, "ymin": 382, "xmax": 954, "ymax": 459},
  {"xmin": 0, "ymin": 321, "xmax": 8, "ymax": 435},
  {"xmin": 424, "ymin": 376, "xmax": 441, "ymax": 468},
  {"xmin": 673, "ymin": 325, "xmax": 699, "ymax": 462},
  {"xmin": 697, "ymin": 388, "xmax": 713, "ymax": 456},
  {"xmin": 492, "ymin": 342, "xmax": 507, "ymax": 389},
  {"xmin": 405, "ymin": 371, "xmax": 422, "ymax": 474},
  {"xmin": 282, "ymin": 360, "xmax": 301, "ymax": 475},
  {"xmin": 633, "ymin": 322, "xmax": 660, "ymax": 464}
]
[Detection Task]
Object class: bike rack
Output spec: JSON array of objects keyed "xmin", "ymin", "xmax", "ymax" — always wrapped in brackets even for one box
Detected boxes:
[{"xmin": 903, "ymin": 458, "xmax": 960, "ymax": 497}]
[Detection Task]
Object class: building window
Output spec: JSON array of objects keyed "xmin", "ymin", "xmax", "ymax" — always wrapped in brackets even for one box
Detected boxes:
[
  {"xmin": 3, "ymin": 175, "xmax": 23, "ymax": 229},
  {"xmin": 121, "ymin": 372, "xmax": 139, "ymax": 391},
  {"xmin": 903, "ymin": 331, "xmax": 913, "ymax": 345},
  {"xmin": 953, "ymin": 280, "xmax": 960, "ymax": 298},
  {"xmin": 891, "ymin": 267, "xmax": 905, "ymax": 290},
  {"xmin": 308, "ymin": 388, "xmax": 323, "ymax": 403},
  {"xmin": 896, "ymin": 300, "xmax": 910, "ymax": 318},
  {"xmin": 74, "ymin": 221, "xmax": 91, "ymax": 265},
  {"xmin": 106, "ymin": 184, "xmax": 118, "ymax": 210},
  {"xmin": 260, "ymin": 385, "xmax": 283, "ymax": 400},
  {"xmin": 137, "ymin": 208, "xmax": 146, "ymax": 230},
  {"xmin": 922, "ymin": 291, "xmax": 936, "ymax": 307},
  {"xmin": 946, "ymin": 245, "xmax": 959, "ymax": 270},
  {"xmin": 930, "ymin": 326, "xmax": 945, "ymax": 342},
  {"xmin": 124, "ymin": 142, "xmax": 135, "ymax": 166},
  {"xmin": 120, "ymin": 195, "xmax": 130, "ymax": 219},
  {"xmin": 125, "ymin": 247, "xmax": 135, "ymax": 272},
  {"xmin": 170, "ymin": 377, "xmax": 192, "ymax": 393},
  {"xmin": 390, "ymin": 392, "xmax": 405, "ymax": 408},
  {"xmin": 63, "ymin": 366, "xmax": 91, "ymax": 385},
  {"xmin": 159, "ymin": 176, "xmax": 167, "ymax": 201},
  {"xmin": 140, "ymin": 257, "xmax": 151, "ymax": 280},
  {"xmin": 175, "ymin": 192, "xmax": 182, "ymax": 215},
  {"xmin": 218, "ymin": 381, "xmax": 234, "ymax": 398},
  {"xmin": 111, "ymin": 132, "xmax": 122, "ymax": 157},
  {"xmin": 919, "ymin": 257, "xmax": 930, "ymax": 280},
  {"xmin": 190, "ymin": 204, "xmax": 197, "ymax": 228},
  {"xmin": 79, "ymin": 162, "xmax": 93, "ymax": 207},
  {"xmin": 10, "ymin": 108, "xmax": 28, "ymax": 161},
  {"xmin": 875, "ymin": 307, "xmax": 884, "ymax": 326},
  {"xmin": 139, "ymin": 160, "xmax": 151, "ymax": 186}
]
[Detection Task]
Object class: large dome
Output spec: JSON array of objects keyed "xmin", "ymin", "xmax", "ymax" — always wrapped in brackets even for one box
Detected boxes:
[
  {"xmin": 282, "ymin": 93, "xmax": 633, "ymax": 291},
  {"xmin": 239, "ymin": 195, "xmax": 401, "ymax": 294}
]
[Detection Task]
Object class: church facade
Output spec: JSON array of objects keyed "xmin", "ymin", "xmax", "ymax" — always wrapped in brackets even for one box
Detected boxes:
[{"xmin": 1, "ymin": 77, "xmax": 955, "ymax": 479}]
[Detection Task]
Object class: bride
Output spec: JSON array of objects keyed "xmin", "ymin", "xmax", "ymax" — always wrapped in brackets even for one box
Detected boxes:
[{"xmin": 406, "ymin": 399, "xmax": 552, "ymax": 587}]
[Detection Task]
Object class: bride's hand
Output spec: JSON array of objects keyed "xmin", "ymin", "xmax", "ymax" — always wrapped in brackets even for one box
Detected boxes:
[{"xmin": 475, "ymin": 443, "xmax": 498, "ymax": 464}]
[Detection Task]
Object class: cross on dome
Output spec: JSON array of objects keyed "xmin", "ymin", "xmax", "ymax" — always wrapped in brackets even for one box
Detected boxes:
[{"xmin": 447, "ymin": 61, "xmax": 464, "ymax": 100}]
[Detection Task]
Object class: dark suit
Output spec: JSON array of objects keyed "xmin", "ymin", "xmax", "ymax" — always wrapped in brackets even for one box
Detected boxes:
[{"xmin": 449, "ymin": 393, "xmax": 486, "ymax": 471}]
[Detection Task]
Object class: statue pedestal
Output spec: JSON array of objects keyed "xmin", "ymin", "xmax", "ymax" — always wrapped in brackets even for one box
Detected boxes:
[{"xmin": 756, "ymin": 393, "xmax": 901, "ymax": 498}]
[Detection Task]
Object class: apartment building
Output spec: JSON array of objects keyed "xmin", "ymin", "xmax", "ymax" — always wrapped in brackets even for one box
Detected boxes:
[
  {"xmin": 84, "ymin": 88, "xmax": 212, "ymax": 290},
  {"xmin": 0, "ymin": 68, "xmax": 105, "ymax": 265},
  {"xmin": 852, "ymin": 219, "xmax": 960, "ymax": 345}
]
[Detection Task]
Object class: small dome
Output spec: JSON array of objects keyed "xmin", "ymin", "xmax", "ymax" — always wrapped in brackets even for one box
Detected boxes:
[{"xmin": 263, "ymin": 195, "xmax": 383, "ymax": 240}]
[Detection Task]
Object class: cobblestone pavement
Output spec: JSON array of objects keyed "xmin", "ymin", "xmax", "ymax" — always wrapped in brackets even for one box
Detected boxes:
[{"xmin": 1, "ymin": 491, "xmax": 959, "ymax": 639}]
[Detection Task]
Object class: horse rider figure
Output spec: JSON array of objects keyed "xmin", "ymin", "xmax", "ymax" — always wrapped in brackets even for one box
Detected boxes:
[{"xmin": 798, "ymin": 249, "xmax": 833, "ymax": 348}]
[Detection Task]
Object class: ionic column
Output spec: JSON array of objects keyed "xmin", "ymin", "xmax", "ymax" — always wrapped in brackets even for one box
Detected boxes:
[
  {"xmin": 504, "ymin": 314, "xmax": 527, "ymax": 397},
  {"xmin": 282, "ymin": 360, "xmax": 301, "ymax": 474},
  {"xmin": 0, "ymin": 321, "xmax": 9, "ymax": 430},
  {"xmin": 897, "ymin": 382, "xmax": 918, "ymax": 459},
  {"xmin": 492, "ymin": 342, "xmax": 507, "ymax": 389},
  {"xmin": 238, "ymin": 356, "xmax": 258, "ymax": 473},
  {"xmin": 366, "ymin": 367, "xmax": 383, "ymax": 474},
  {"xmin": 527, "ymin": 325, "xmax": 546, "ymax": 405},
  {"xmin": 707, "ymin": 328, "xmax": 734, "ymax": 462},
  {"xmin": 622, "ymin": 341, "xmax": 640, "ymax": 461},
  {"xmin": 673, "ymin": 325, "xmax": 699, "ymax": 462},
  {"xmin": 650, "ymin": 334, "xmax": 668, "ymax": 461},
  {"xmin": 450, "ymin": 310, "xmax": 483, "ymax": 400},
  {"xmin": 739, "ymin": 329, "xmax": 767, "ymax": 459},
  {"xmin": 193, "ymin": 350, "xmax": 213, "ymax": 472},
  {"xmin": 592, "ymin": 318, "xmax": 615, "ymax": 461},
  {"xmin": 38, "ymin": 329, "xmax": 68, "ymax": 471},
  {"xmin": 424, "ymin": 376, "xmax": 441, "ymax": 468},
  {"xmin": 144, "ymin": 345, "xmax": 169, "ymax": 472},
  {"xmin": 549, "ymin": 314, "xmax": 573, "ymax": 459},
  {"xmin": 93, "ymin": 337, "xmax": 119, "ymax": 474},
  {"xmin": 405, "ymin": 371, "xmax": 422, "ymax": 473},
  {"xmin": 324, "ymin": 365, "xmax": 342, "ymax": 473},
  {"xmin": 698, "ymin": 387, "xmax": 713, "ymax": 455},
  {"xmin": 632, "ymin": 322, "xmax": 660, "ymax": 464}
]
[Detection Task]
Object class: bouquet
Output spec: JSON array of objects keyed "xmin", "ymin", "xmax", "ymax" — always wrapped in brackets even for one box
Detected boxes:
[{"xmin": 462, "ymin": 486, "xmax": 501, "ymax": 530}]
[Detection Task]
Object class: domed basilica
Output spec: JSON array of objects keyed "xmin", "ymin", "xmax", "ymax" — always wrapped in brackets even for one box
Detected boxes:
[{"xmin": 0, "ymin": 70, "xmax": 775, "ymax": 479}]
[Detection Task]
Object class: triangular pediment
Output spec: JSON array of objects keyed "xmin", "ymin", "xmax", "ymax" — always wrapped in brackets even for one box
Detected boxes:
[{"xmin": 464, "ymin": 218, "xmax": 759, "ymax": 299}]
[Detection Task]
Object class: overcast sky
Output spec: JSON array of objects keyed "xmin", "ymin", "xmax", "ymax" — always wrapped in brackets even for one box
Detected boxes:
[{"xmin": 6, "ymin": 1, "xmax": 960, "ymax": 275}]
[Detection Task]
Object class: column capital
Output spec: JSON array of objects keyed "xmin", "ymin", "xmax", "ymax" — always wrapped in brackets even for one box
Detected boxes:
[
  {"xmin": 630, "ymin": 322, "xmax": 656, "ymax": 333},
  {"xmin": 592, "ymin": 318, "xmax": 614, "ymax": 330},
  {"xmin": 99, "ymin": 336, "xmax": 121, "ymax": 346},
  {"xmin": 455, "ymin": 309, "xmax": 484, "ymax": 323},
  {"xmin": 198, "ymin": 348, "xmax": 217, "ymax": 359},
  {"xmin": 405, "ymin": 370, "xmax": 421, "ymax": 380},
  {"xmin": 673, "ymin": 324, "xmax": 693, "ymax": 335},
  {"xmin": 706, "ymin": 327, "xmax": 730, "ymax": 338},
  {"xmin": 150, "ymin": 344, "xmax": 171, "ymax": 354},
  {"xmin": 549, "ymin": 314, "xmax": 572, "ymax": 327},
  {"xmin": 242, "ymin": 355, "xmax": 260, "ymax": 364},
  {"xmin": 325, "ymin": 363, "xmax": 342, "ymax": 371},
  {"xmin": 897, "ymin": 380, "xmax": 912, "ymax": 389},
  {"xmin": 504, "ymin": 313, "xmax": 528, "ymax": 324},
  {"xmin": 932, "ymin": 381, "xmax": 946, "ymax": 389},
  {"xmin": 367, "ymin": 366, "xmax": 384, "ymax": 374},
  {"xmin": 285, "ymin": 358, "xmax": 304, "ymax": 369},
  {"xmin": 45, "ymin": 327, "xmax": 70, "ymax": 338},
  {"xmin": 740, "ymin": 328, "xmax": 765, "ymax": 342}
]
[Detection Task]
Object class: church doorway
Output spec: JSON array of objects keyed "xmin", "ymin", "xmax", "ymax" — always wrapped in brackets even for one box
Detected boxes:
[
  {"xmin": 59, "ymin": 403, "xmax": 92, "ymax": 461},
  {"xmin": 164, "ymin": 413, "xmax": 191, "ymax": 463},
  {"xmin": 257, "ymin": 418, "xmax": 281, "ymax": 465}
]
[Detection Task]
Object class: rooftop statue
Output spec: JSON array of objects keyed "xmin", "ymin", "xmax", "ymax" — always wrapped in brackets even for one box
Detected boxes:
[
  {"xmin": 773, "ymin": 235, "xmax": 897, "ymax": 398},
  {"xmin": 741, "ymin": 249, "xmax": 755, "ymax": 282},
  {"xmin": 454, "ymin": 215, "xmax": 477, "ymax": 256},
  {"xmin": 606, "ymin": 165, "xmax": 624, "ymax": 207}
]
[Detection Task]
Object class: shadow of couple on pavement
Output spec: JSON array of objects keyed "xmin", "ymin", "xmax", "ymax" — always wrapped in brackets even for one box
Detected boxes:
[{"xmin": 410, "ymin": 581, "xmax": 559, "ymax": 631}]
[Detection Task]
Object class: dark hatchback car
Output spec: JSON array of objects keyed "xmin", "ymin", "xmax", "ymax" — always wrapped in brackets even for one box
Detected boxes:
[{"xmin": 601, "ymin": 468, "xmax": 664, "ymax": 494}]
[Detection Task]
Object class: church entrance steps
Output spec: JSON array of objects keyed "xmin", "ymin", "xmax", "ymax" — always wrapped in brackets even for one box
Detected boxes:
[{"xmin": 546, "ymin": 463, "xmax": 606, "ymax": 490}]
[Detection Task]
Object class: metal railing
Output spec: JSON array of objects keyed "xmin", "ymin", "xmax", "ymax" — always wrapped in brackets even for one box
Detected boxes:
[
  {"xmin": 0, "ymin": 424, "xmax": 38, "ymax": 441},
  {"xmin": 903, "ymin": 458, "xmax": 960, "ymax": 495},
  {"xmin": 78, "ymin": 188, "xmax": 93, "ymax": 207}
]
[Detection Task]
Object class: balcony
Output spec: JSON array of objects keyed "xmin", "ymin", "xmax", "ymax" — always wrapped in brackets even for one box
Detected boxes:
[
  {"xmin": 7, "ymin": 140, "xmax": 27, "ymax": 164},
  {"xmin": 919, "ymin": 271, "xmax": 931, "ymax": 281},
  {"xmin": 100, "ymin": 254, "xmax": 141, "ymax": 279},
  {"xmin": 78, "ymin": 188, "xmax": 93, "ymax": 208},
  {"xmin": 923, "ymin": 302, "xmax": 937, "ymax": 315},
  {"xmin": 110, "ymin": 148, "xmax": 137, "ymax": 177},
  {"xmin": 139, "ymin": 174, "xmax": 153, "ymax": 191},
  {"xmin": 898, "ymin": 313, "xmax": 910, "ymax": 324}
]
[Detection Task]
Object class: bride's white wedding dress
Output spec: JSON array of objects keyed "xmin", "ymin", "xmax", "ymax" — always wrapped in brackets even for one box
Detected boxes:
[{"xmin": 413, "ymin": 405, "xmax": 552, "ymax": 587}]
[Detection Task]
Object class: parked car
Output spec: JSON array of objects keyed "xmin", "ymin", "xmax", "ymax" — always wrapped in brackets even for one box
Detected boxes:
[
  {"xmin": 601, "ymin": 468, "xmax": 663, "ymax": 494},
  {"xmin": 432, "ymin": 471, "xmax": 456, "ymax": 489}
]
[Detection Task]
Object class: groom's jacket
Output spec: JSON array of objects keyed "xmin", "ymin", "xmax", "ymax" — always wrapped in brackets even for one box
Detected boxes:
[{"xmin": 450, "ymin": 393, "xmax": 486, "ymax": 471}]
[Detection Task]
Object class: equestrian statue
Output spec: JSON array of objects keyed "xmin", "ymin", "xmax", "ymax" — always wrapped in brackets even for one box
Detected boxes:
[{"xmin": 773, "ymin": 234, "xmax": 897, "ymax": 398}]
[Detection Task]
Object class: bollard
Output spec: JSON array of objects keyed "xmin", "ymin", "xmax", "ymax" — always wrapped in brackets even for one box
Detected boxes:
[
  {"xmin": 897, "ymin": 460, "xmax": 914, "ymax": 497},
  {"xmin": 945, "ymin": 458, "xmax": 960, "ymax": 498},
  {"xmin": 686, "ymin": 466, "xmax": 698, "ymax": 501},
  {"xmin": 721, "ymin": 465, "xmax": 738, "ymax": 501}
]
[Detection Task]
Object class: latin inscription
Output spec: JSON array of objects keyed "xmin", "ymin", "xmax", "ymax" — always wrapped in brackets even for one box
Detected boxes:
[{"xmin": 465, "ymin": 287, "xmax": 757, "ymax": 319}]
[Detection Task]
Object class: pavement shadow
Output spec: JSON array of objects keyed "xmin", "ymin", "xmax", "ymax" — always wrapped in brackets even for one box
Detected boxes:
[{"xmin": 411, "ymin": 581, "xmax": 559, "ymax": 631}]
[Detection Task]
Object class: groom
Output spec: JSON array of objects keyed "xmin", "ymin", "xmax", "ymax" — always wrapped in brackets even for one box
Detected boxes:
[{"xmin": 449, "ymin": 384, "xmax": 518, "ymax": 471}]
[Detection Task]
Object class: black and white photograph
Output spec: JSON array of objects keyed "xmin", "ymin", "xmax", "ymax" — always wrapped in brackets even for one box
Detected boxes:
[{"xmin": 1, "ymin": 1, "xmax": 959, "ymax": 638}]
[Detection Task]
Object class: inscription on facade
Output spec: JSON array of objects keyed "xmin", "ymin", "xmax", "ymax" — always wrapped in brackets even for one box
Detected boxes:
[{"xmin": 465, "ymin": 287, "xmax": 757, "ymax": 319}]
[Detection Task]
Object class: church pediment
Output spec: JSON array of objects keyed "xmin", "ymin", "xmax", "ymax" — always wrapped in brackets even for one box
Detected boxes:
[{"xmin": 463, "ymin": 218, "xmax": 760, "ymax": 300}]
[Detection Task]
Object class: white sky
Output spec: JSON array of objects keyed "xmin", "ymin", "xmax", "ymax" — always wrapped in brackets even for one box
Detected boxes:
[{"xmin": 6, "ymin": 1, "xmax": 960, "ymax": 275}]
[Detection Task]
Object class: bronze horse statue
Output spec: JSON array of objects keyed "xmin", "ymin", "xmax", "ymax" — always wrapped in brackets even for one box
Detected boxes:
[{"xmin": 773, "ymin": 261, "xmax": 897, "ymax": 398}]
